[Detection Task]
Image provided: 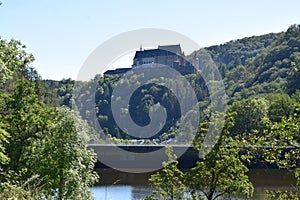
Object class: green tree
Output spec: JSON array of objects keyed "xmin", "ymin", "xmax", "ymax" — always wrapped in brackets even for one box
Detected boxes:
[
  {"xmin": 148, "ymin": 146, "xmax": 186, "ymax": 200},
  {"xmin": 266, "ymin": 93, "xmax": 295, "ymax": 122},
  {"xmin": 229, "ymin": 97, "xmax": 268, "ymax": 135},
  {"xmin": 29, "ymin": 107, "xmax": 99, "ymax": 199},
  {"xmin": 186, "ymin": 113, "xmax": 253, "ymax": 200},
  {"xmin": 0, "ymin": 38, "xmax": 34, "ymax": 83},
  {"xmin": 147, "ymin": 114, "xmax": 253, "ymax": 200},
  {"xmin": 0, "ymin": 37, "xmax": 98, "ymax": 199},
  {"xmin": 0, "ymin": 38, "xmax": 35, "ymax": 168},
  {"xmin": 260, "ymin": 105, "xmax": 300, "ymax": 199},
  {"xmin": 0, "ymin": 78, "xmax": 54, "ymax": 199},
  {"xmin": 1, "ymin": 78, "xmax": 98, "ymax": 199},
  {"xmin": 2, "ymin": 78, "xmax": 49, "ymax": 175}
]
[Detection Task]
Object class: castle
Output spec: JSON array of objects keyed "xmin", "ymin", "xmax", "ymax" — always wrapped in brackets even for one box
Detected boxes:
[{"xmin": 104, "ymin": 44, "xmax": 194, "ymax": 75}]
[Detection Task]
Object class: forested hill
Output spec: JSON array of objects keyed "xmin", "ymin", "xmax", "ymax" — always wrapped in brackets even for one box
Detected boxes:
[
  {"xmin": 41, "ymin": 24, "xmax": 300, "ymax": 140},
  {"xmin": 51, "ymin": 25, "xmax": 300, "ymax": 107},
  {"xmin": 192, "ymin": 24, "xmax": 300, "ymax": 102}
]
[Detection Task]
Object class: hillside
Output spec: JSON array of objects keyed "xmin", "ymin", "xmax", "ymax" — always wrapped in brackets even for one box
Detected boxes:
[
  {"xmin": 44, "ymin": 25, "xmax": 300, "ymax": 140},
  {"xmin": 191, "ymin": 24, "xmax": 300, "ymax": 102}
]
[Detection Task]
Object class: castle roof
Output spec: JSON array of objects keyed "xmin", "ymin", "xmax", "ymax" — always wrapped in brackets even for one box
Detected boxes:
[
  {"xmin": 158, "ymin": 44, "xmax": 182, "ymax": 55},
  {"xmin": 133, "ymin": 49, "xmax": 177, "ymax": 59},
  {"xmin": 133, "ymin": 44, "xmax": 182, "ymax": 60}
]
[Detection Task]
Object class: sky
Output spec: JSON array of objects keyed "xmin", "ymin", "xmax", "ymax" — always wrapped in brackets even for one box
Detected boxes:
[{"xmin": 0, "ymin": 0, "xmax": 299, "ymax": 80}]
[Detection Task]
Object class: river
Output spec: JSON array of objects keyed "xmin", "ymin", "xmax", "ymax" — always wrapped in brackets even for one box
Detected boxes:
[{"xmin": 91, "ymin": 168, "xmax": 296, "ymax": 200}]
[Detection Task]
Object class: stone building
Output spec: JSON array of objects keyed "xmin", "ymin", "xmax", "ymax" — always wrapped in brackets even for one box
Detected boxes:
[
  {"xmin": 132, "ymin": 44, "xmax": 187, "ymax": 68},
  {"xmin": 104, "ymin": 44, "xmax": 195, "ymax": 76}
]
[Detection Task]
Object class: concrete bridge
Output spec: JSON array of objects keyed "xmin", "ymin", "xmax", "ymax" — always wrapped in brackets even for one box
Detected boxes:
[
  {"xmin": 88, "ymin": 144, "xmax": 288, "ymax": 172},
  {"xmin": 88, "ymin": 144, "xmax": 200, "ymax": 173}
]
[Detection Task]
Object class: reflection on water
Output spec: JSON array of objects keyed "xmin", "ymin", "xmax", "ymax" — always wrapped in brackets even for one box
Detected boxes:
[
  {"xmin": 92, "ymin": 186, "xmax": 152, "ymax": 200},
  {"xmin": 92, "ymin": 169, "xmax": 296, "ymax": 200}
]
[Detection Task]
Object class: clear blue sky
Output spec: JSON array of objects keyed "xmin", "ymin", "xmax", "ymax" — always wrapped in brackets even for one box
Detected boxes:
[{"xmin": 1, "ymin": 0, "xmax": 299, "ymax": 80}]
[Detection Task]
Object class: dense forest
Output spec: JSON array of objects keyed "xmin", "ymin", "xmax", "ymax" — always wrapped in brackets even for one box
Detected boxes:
[
  {"xmin": 0, "ymin": 24, "xmax": 299, "ymax": 199},
  {"xmin": 203, "ymin": 24, "xmax": 300, "ymax": 101}
]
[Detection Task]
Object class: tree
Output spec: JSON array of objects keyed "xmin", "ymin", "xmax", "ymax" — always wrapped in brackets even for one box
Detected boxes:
[
  {"xmin": 1, "ymin": 78, "xmax": 98, "ymax": 199},
  {"xmin": 0, "ymin": 38, "xmax": 34, "ymax": 83},
  {"xmin": 260, "ymin": 105, "xmax": 300, "ymax": 199},
  {"xmin": 2, "ymin": 78, "xmax": 49, "ymax": 175},
  {"xmin": 0, "ymin": 38, "xmax": 35, "ymax": 165},
  {"xmin": 186, "ymin": 113, "xmax": 253, "ymax": 200},
  {"xmin": 147, "ymin": 113, "xmax": 253, "ymax": 200},
  {"xmin": 29, "ymin": 107, "xmax": 99, "ymax": 199},
  {"xmin": 229, "ymin": 98, "xmax": 268, "ymax": 135},
  {"xmin": 148, "ymin": 146, "xmax": 186, "ymax": 200},
  {"xmin": 0, "ymin": 37, "xmax": 98, "ymax": 199},
  {"xmin": 266, "ymin": 93, "xmax": 295, "ymax": 122},
  {"xmin": 0, "ymin": 78, "xmax": 55, "ymax": 199},
  {"xmin": 0, "ymin": 38, "xmax": 37, "ymax": 170}
]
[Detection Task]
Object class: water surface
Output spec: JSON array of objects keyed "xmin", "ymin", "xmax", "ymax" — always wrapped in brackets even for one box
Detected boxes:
[{"xmin": 92, "ymin": 169, "xmax": 296, "ymax": 200}]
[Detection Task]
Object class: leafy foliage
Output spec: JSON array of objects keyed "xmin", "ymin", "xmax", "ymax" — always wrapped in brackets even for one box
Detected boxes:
[
  {"xmin": 262, "ymin": 106, "xmax": 300, "ymax": 170},
  {"xmin": 0, "ymin": 122, "xmax": 9, "ymax": 165},
  {"xmin": 0, "ymin": 78, "xmax": 99, "ymax": 199},
  {"xmin": 2, "ymin": 78, "xmax": 49, "ymax": 174},
  {"xmin": 29, "ymin": 107, "xmax": 99, "ymax": 199},
  {"xmin": 0, "ymin": 37, "xmax": 99, "ymax": 199},
  {"xmin": 0, "ymin": 174, "xmax": 44, "ymax": 200},
  {"xmin": 229, "ymin": 97, "xmax": 268, "ymax": 135},
  {"xmin": 148, "ymin": 146, "xmax": 186, "ymax": 200},
  {"xmin": 265, "ymin": 93, "xmax": 295, "ymax": 122},
  {"xmin": 187, "ymin": 113, "xmax": 253, "ymax": 200},
  {"xmin": 147, "ymin": 114, "xmax": 254, "ymax": 200},
  {"xmin": 244, "ymin": 104, "xmax": 300, "ymax": 199},
  {"xmin": 0, "ymin": 37, "xmax": 34, "ymax": 83}
]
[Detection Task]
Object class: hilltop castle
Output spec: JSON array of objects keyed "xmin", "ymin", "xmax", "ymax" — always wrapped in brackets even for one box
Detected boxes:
[{"xmin": 104, "ymin": 44, "xmax": 194, "ymax": 75}]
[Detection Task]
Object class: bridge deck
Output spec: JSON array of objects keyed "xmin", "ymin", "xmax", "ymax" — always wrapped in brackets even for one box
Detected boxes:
[
  {"xmin": 88, "ymin": 144, "xmax": 283, "ymax": 172},
  {"xmin": 88, "ymin": 144, "xmax": 199, "ymax": 172}
]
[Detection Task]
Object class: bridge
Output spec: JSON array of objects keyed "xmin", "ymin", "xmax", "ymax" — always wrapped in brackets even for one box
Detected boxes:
[
  {"xmin": 88, "ymin": 144, "xmax": 286, "ymax": 172},
  {"xmin": 88, "ymin": 144, "xmax": 200, "ymax": 173}
]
